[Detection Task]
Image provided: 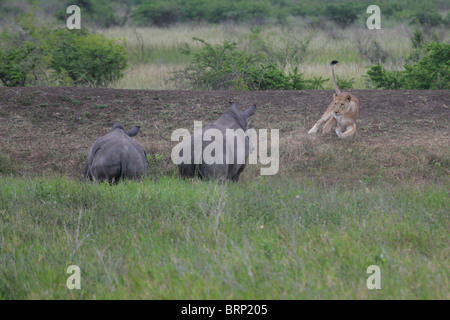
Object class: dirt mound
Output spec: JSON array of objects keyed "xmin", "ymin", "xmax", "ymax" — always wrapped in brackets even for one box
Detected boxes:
[{"xmin": 0, "ymin": 87, "xmax": 449, "ymax": 181}]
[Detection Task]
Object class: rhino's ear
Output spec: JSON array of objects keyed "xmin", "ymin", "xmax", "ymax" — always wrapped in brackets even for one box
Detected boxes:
[
  {"xmin": 126, "ymin": 126, "xmax": 140, "ymax": 137},
  {"xmin": 242, "ymin": 105, "xmax": 257, "ymax": 119},
  {"xmin": 229, "ymin": 102, "xmax": 238, "ymax": 109}
]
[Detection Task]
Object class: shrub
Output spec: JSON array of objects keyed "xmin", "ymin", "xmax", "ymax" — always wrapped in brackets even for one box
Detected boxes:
[
  {"xmin": 132, "ymin": 0, "xmax": 280, "ymax": 25},
  {"xmin": 356, "ymin": 37, "xmax": 389, "ymax": 64},
  {"xmin": 131, "ymin": 2, "xmax": 182, "ymax": 27},
  {"xmin": 49, "ymin": 28, "xmax": 128, "ymax": 86},
  {"xmin": 55, "ymin": 0, "xmax": 120, "ymax": 28},
  {"xmin": 172, "ymin": 38, "xmax": 260, "ymax": 90},
  {"xmin": 323, "ymin": 2, "xmax": 361, "ymax": 28},
  {"xmin": 336, "ymin": 77, "xmax": 355, "ymax": 90},
  {"xmin": 173, "ymin": 38, "xmax": 327, "ymax": 91},
  {"xmin": 242, "ymin": 28, "xmax": 312, "ymax": 67},
  {"xmin": 403, "ymin": 42, "xmax": 450, "ymax": 89},
  {"xmin": 0, "ymin": 12, "xmax": 50, "ymax": 87},
  {"xmin": 366, "ymin": 42, "xmax": 450, "ymax": 90},
  {"xmin": 410, "ymin": 11, "xmax": 443, "ymax": 28},
  {"xmin": 366, "ymin": 64, "xmax": 405, "ymax": 89},
  {"xmin": 0, "ymin": 10, "xmax": 128, "ymax": 87},
  {"xmin": 0, "ymin": 33, "xmax": 41, "ymax": 86}
]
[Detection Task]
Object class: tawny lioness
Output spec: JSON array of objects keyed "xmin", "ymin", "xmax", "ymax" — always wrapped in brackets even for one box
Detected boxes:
[{"xmin": 308, "ymin": 61, "xmax": 360, "ymax": 138}]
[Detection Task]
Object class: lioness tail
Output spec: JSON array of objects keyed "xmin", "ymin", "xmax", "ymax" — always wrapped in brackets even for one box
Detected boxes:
[{"xmin": 330, "ymin": 60, "xmax": 341, "ymax": 95}]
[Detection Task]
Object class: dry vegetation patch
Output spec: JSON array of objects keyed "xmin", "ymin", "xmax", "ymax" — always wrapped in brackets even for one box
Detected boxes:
[{"xmin": 0, "ymin": 87, "xmax": 448, "ymax": 185}]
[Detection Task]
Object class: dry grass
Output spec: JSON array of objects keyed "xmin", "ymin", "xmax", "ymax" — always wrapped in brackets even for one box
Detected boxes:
[
  {"xmin": 109, "ymin": 64, "xmax": 184, "ymax": 90},
  {"xmin": 2, "ymin": 87, "xmax": 447, "ymax": 186},
  {"xmin": 96, "ymin": 22, "xmax": 450, "ymax": 90}
]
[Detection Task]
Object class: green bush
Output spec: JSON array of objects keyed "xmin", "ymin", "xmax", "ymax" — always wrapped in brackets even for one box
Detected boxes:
[
  {"xmin": 366, "ymin": 64, "xmax": 404, "ymax": 89},
  {"xmin": 0, "ymin": 12, "xmax": 50, "ymax": 87},
  {"xmin": 172, "ymin": 38, "xmax": 260, "ymax": 90},
  {"xmin": 55, "ymin": 0, "xmax": 120, "ymax": 28},
  {"xmin": 132, "ymin": 0, "xmax": 282, "ymax": 25},
  {"xmin": 403, "ymin": 42, "xmax": 450, "ymax": 89},
  {"xmin": 336, "ymin": 77, "xmax": 355, "ymax": 90},
  {"xmin": 0, "ymin": 10, "xmax": 128, "ymax": 87},
  {"xmin": 0, "ymin": 33, "xmax": 42, "ymax": 86},
  {"xmin": 49, "ymin": 28, "xmax": 128, "ymax": 86},
  {"xmin": 242, "ymin": 28, "xmax": 312, "ymax": 68},
  {"xmin": 323, "ymin": 2, "xmax": 361, "ymax": 28},
  {"xmin": 410, "ymin": 11, "xmax": 443, "ymax": 28},
  {"xmin": 366, "ymin": 42, "xmax": 450, "ymax": 90},
  {"xmin": 173, "ymin": 38, "xmax": 327, "ymax": 91},
  {"xmin": 131, "ymin": 2, "xmax": 182, "ymax": 26}
]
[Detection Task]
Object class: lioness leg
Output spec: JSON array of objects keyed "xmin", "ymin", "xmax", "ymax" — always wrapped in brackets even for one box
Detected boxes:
[
  {"xmin": 339, "ymin": 123, "xmax": 356, "ymax": 139},
  {"xmin": 308, "ymin": 111, "xmax": 333, "ymax": 134},
  {"xmin": 322, "ymin": 117, "xmax": 336, "ymax": 134}
]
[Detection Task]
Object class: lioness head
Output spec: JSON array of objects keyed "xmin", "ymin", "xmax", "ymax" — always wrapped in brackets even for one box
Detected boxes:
[{"xmin": 332, "ymin": 93, "xmax": 352, "ymax": 116}]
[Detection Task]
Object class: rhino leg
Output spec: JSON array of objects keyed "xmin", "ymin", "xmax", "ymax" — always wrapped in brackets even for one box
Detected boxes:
[
  {"xmin": 231, "ymin": 165, "xmax": 246, "ymax": 182},
  {"xmin": 179, "ymin": 163, "xmax": 196, "ymax": 179},
  {"xmin": 199, "ymin": 164, "xmax": 227, "ymax": 181}
]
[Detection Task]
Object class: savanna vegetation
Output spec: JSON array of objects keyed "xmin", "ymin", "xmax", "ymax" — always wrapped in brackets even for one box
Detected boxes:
[
  {"xmin": 1, "ymin": 86, "xmax": 449, "ymax": 299},
  {"xmin": 0, "ymin": 0, "xmax": 449, "ymax": 90},
  {"xmin": 1, "ymin": 176, "xmax": 448, "ymax": 299},
  {"xmin": 0, "ymin": 0, "xmax": 449, "ymax": 300}
]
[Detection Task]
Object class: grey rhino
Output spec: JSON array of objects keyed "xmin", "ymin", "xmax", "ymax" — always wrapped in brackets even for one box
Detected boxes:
[
  {"xmin": 178, "ymin": 102, "xmax": 257, "ymax": 182},
  {"xmin": 84, "ymin": 122, "xmax": 147, "ymax": 182}
]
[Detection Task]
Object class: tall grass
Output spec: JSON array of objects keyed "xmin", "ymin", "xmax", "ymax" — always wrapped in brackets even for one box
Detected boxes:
[
  {"xmin": 1, "ymin": 176, "xmax": 448, "ymax": 299},
  {"xmin": 110, "ymin": 64, "xmax": 183, "ymax": 90},
  {"xmin": 99, "ymin": 22, "xmax": 449, "ymax": 90}
]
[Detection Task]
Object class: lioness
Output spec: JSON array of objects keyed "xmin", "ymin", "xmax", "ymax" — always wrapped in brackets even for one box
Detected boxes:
[{"xmin": 308, "ymin": 60, "xmax": 360, "ymax": 138}]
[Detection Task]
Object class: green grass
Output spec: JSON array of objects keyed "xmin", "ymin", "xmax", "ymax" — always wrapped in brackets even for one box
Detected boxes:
[{"xmin": 0, "ymin": 176, "xmax": 448, "ymax": 299}]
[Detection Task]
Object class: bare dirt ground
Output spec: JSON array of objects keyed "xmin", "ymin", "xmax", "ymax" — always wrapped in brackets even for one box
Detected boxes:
[{"xmin": 0, "ymin": 87, "xmax": 449, "ymax": 184}]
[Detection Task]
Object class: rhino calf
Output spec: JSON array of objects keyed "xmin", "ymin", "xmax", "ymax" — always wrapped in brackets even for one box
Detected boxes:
[
  {"xmin": 178, "ymin": 102, "xmax": 257, "ymax": 182},
  {"xmin": 84, "ymin": 122, "xmax": 147, "ymax": 182}
]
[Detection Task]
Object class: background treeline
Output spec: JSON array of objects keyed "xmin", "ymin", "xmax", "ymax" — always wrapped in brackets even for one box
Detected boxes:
[
  {"xmin": 0, "ymin": 1, "xmax": 449, "ymax": 90},
  {"xmin": 1, "ymin": 0, "xmax": 449, "ymax": 28}
]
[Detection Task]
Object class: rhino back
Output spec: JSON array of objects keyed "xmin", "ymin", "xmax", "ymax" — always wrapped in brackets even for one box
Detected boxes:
[{"xmin": 86, "ymin": 131, "xmax": 147, "ymax": 181}]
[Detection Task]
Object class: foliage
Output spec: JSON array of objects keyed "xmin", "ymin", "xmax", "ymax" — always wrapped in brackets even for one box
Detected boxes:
[
  {"xmin": 402, "ymin": 42, "xmax": 450, "ymax": 89},
  {"xmin": 365, "ymin": 64, "xmax": 401, "ymax": 90},
  {"xmin": 323, "ymin": 2, "xmax": 362, "ymax": 28},
  {"xmin": 131, "ymin": 1, "xmax": 182, "ymax": 26},
  {"xmin": 366, "ymin": 42, "xmax": 450, "ymax": 90},
  {"xmin": 172, "ymin": 38, "xmax": 260, "ymax": 90},
  {"xmin": 336, "ymin": 77, "xmax": 355, "ymax": 90},
  {"xmin": 132, "ymin": 0, "xmax": 277, "ymax": 26},
  {"xmin": 0, "ymin": 10, "xmax": 51, "ymax": 87},
  {"xmin": 49, "ymin": 29, "xmax": 128, "ymax": 86},
  {"xmin": 2, "ymin": 0, "xmax": 450, "ymax": 28},
  {"xmin": 241, "ymin": 27, "xmax": 312, "ymax": 68},
  {"xmin": 55, "ymin": 0, "xmax": 120, "ymax": 28},
  {"xmin": 356, "ymin": 37, "xmax": 389, "ymax": 64},
  {"xmin": 409, "ymin": 11, "xmax": 443, "ymax": 28},
  {"xmin": 0, "ymin": 10, "xmax": 128, "ymax": 87},
  {"xmin": 173, "ymin": 38, "xmax": 327, "ymax": 91},
  {"xmin": 0, "ymin": 33, "xmax": 42, "ymax": 86}
]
